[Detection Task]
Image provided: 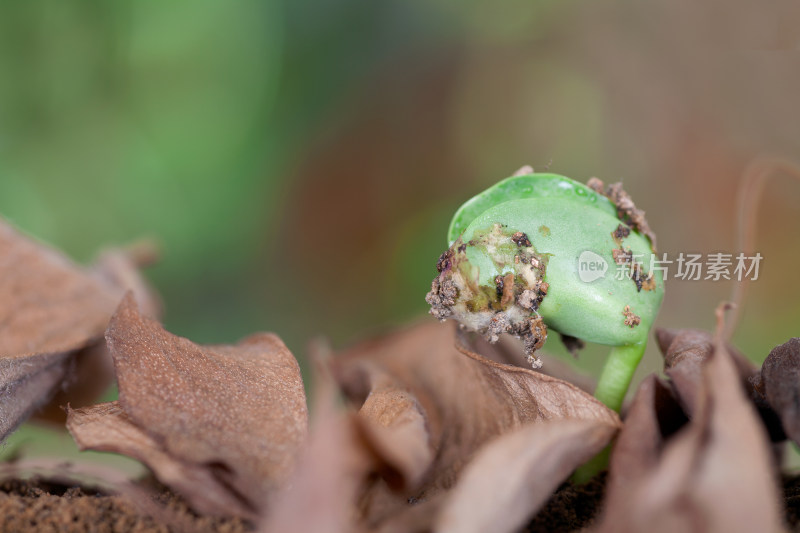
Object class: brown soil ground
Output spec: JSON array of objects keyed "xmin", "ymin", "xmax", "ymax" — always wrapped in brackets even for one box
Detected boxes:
[
  {"xmin": 3, "ymin": 473, "xmax": 800, "ymax": 532},
  {"xmin": 0, "ymin": 478, "xmax": 249, "ymax": 533},
  {"xmin": 526, "ymin": 473, "xmax": 607, "ymax": 532}
]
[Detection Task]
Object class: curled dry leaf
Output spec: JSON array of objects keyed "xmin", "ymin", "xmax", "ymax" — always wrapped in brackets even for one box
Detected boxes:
[
  {"xmin": 468, "ymin": 334, "xmax": 597, "ymax": 394},
  {"xmin": 598, "ymin": 312, "xmax": 782, "ymax": 533},
  {"xmin": 35, "ymin": 243, "xmax": 163, "ymax": 425},
  {"xmin": 656, "ymin": 327, "xmax": 786, "ymax": 442},
  {"xmin": 261, "ymin": 356, "xmax": 380, "ymax": 533},
  {"xmin": 602, "ymin": 375, "xmax": 687, "ymax": 489},
  {"xmin": 655, "ymin": 328, "xmax": 757, "ymax": 418},
  {"xmin": 434, "ymin": 419, "xmax": 619, "ymax": 533},
  {"xmin": 67, "ymin": 294, "xmax": 308, "ymax": 518},
  {"xmin": 0, "ymin": 218, "xmax": 156, "ymax": 438},
  {"xmin": 331, "ymin": 320, "xmax": 620, "ymax": 530},
  {"xmin": 1, "ymin": 363, "xmax": 71, "ymax": 442},
  {"xmin": 67, "ymin": 401, "xmax": 250, "ymax": 517},
  {"xmin": 754, "ymin": 338, "xmax": 800, "ymax": 445},
  {"xmin": 354, "ymin": 375, "xmax": 433, "ymax": 491}
]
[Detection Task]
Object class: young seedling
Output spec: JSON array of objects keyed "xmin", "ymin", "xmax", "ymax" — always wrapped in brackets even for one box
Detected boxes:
[{"xmin": 426, "ymin": 171, "xmax": 664, "ymax": 412}]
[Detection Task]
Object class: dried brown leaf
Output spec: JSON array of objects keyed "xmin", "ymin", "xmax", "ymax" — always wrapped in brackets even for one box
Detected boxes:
[
  {"xmin": 69, "ymin": 294, "xmax": 308, "ymax": 517},
  {"xmin": 603, "ymin": 375, "xmax": 687, "ymax": 488},
  {"xmin": 0, "ymin": 220, "xmax": 120, "ymax": 362},
  {"xmin": 31, "ymin": 343, "xmax": 116, "ymax": 426},
  {"xmin": 67, "ymin": 401, "xmax": 250, "ymax": 518},
  {"xmin": 468, "ymin": 333, "xmax": 596, "ymax": 394},
  {"xmin": 598, "ymin": 311, "xmax": 782, "ymax": 533},
  {"xmin": 332, "ymin": 320, "xmax": 620, "ymax": 529},
  {"xmin": 0, "ymin": 219, "xmax": 148, "ymax": 439},
  {"xmin": 35, "ymin": 243, "xmax": 163, "ymax": 425},
  {"xmin": 656, "ymin": 327, "xmax": 786, "ymax": 442},
  {"xmin": 260, "ymin": 357, "xmax": 375, "ymax": 533},
  {"xmin": 757, "ymin": 338, "xmax": 800, "ymax": 444},
  {"xmin": 261, "ymin": 345, "xmax": 433, "ymax": 533},
  {"xmin": 655, "ymin": 327, "xmax": 757, "ymax": 417},
  {"xmin": 355, "ymin": 374, "xmax": 433, "ymax": 491},
  {"xmin": 1, "ymin": 360, "xmax": 71, "ymax": 440},
  {"xmin": 435, "ymin": 419, "xmax": 618, "ymax": 533}
]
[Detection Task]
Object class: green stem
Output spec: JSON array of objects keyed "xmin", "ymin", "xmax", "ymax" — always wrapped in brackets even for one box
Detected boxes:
[
  {"xmin": 572, "ymin": 343, "xmax": 646, "ymax": 484},
  {"xmin": 593, "ymin": 343, "xmax": 646, "ymax": 413}
]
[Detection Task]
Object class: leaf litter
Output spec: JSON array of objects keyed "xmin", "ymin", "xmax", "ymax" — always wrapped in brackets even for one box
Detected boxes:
[
  {"xmin": 321, "ymin": 321, "xmax": 621, "ymax": 531},
  {"xmin": 0, "ymin": 218, "xmax": 158, "ymax": 440},
  {"xmin": 67, "ymin": 294, "xmax": 308, "ymax": 520},
  {"xmin": 597, "ymin": 305, "xmax": 783, "ymax": 533},
  {"xmin": 4, "ymin": 218, "xmax": 800, "ymax": 532},
  {"xmin": 752, "ymin": 338, "xmax": 800, "ymax": 445}
]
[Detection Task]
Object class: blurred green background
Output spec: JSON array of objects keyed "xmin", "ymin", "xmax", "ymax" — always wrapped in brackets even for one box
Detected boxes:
[{"xmin": 1, "ymin": 0, "xmax": 800, "ymax": 447}]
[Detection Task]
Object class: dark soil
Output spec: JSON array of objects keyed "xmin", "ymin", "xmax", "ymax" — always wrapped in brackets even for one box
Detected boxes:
[
  {"xmin": 5, "ymin": 472, "xmax": 800, "ymax": 532},
  {"xmin": 0, "ymin": 478, "xmax": 250, "ymax": 533},
  {"xmin": 526, "ymin": 473, "xmax": 608, "ymax": 532},
  {"xmin": 780, "ymin": 474, "xmax": 800, "ymax": 531}
]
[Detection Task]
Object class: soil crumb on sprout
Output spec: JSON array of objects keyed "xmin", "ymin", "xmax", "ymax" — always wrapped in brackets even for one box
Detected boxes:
[
  {"xmin": 539, "ymin": 225, "xmax": 551, "ymax": 237},
  {"xmin": 436, "ymin": 249, "xmax": 454, "ymax": 273},
  {"xmin": 611, "ymin": 247, "xmax": 656, "ymax": 292},
  {"xmin": 612, "ymin": 248, "xmax": 633, "ymax": 266},
  {"xmin": 588, "ymin": 177, "xmax": 657, "ymax": 251},
  {"xmin": 631, "ymin": 263, "xmax": 656, "ymax": 292},
  {"xmin": 511, "ymin": 231, "xmax": 532, "ymax": 247},
  {"xmin": 612, "ymin": 223, "xmax": 631, "ymax": 243},
  {"xmin": 622, "ymin": 305, "xmax": 641, "ymax": 328},
  {"xmin": 524, "ymin": 316, "xmax": 547, "ymax": 368},
  {"xmin": 426, "ymin": 224, "xmax": 549, "ymax": 367},
  {"xmin": 427, "ymin": 277, "xmax": 458, "ymax": 320}
]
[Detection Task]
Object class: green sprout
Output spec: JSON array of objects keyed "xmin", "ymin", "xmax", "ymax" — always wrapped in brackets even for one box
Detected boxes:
[{"xmin": 426, "ymin": 171, "xmax": 664, "ymax": 412}]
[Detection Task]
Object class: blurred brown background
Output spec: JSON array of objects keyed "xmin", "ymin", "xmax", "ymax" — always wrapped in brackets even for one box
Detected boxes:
[{"xmin": 1, "ymin": 0, "xmax": 799, "ymax": 393}]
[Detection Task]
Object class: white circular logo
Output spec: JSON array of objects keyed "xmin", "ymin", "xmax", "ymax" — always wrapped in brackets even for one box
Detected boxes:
[{"xmin": 577, "ymin": 251, "xmax": 608, "ymax": 283}]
